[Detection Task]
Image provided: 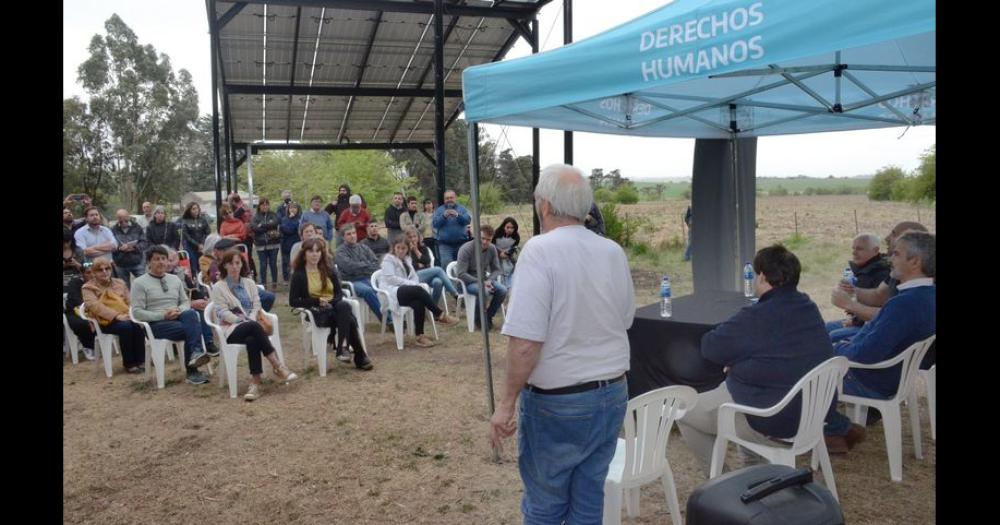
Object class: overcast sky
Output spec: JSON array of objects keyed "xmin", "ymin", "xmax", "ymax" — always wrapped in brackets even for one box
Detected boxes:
[{"xmin": 64, "ymin": 0, "xmax": 936, "ymax": 179}]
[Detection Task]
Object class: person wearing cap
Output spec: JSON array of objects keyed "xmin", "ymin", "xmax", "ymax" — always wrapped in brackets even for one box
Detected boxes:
[
  {"xmin": 337, "ymin": 194, "xmax": 371, "ymax": 240},
  {"xmin": 302, "ymin": 195, "xmax": 334, "ymax": 242}
]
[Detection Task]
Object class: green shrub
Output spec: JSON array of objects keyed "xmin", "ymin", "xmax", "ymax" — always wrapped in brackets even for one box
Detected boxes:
[
  {"xmin": 630, "ymin": 242, "xmax": 650, "ymax": 257},
  {"xmin": 601, "ymin": 202, "xmax": 648, "ymax": 248},
  {"xmin": 770, "ymin": 186, "xmax": 789, "ymax": 196},
  {"xmin": 615, "ymin": 184, "xmax": 640, "ymax": 204},
  {"xmin": 456, "ymin": 182, "xmax": 504, "ymax": 214},
  {"xmin": 782, "ymin": 233, "xmax": 810, "ymax": 250},
  {"xmin": 868, "ymin": 166, "xmax": 906, "ymax": 201},
  {"xmin": 593, "ymin": 188, "xmax": 615, "ymax": 203}
]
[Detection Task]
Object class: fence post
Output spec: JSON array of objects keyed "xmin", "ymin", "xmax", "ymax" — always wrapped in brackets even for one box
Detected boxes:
[
  {"xmin": 854, "ymin": 209, "xmax": 859, "ymax": 235},
  {"xmin": 794, "ymin": 211, "xmax": 799, "ymax": 237}
]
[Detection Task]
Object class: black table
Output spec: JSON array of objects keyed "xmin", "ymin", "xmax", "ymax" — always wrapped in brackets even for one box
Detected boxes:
[{"xmin": 627, "ymin": 290, "xmax": 755, "ymax": 398}]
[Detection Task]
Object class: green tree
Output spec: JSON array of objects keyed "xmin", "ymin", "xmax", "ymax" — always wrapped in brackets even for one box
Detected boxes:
[
  {"xmin": 615, "ymin": 184, "xmax": 640, "ymax": 204},
  {"xmin": 909, "ymin": 145, "xmax": 935, "ymax": 202},
  {"xmin": 63, "ymin": 97, "xmax": 116, "ymax": 208},
  {"xmin": 868, "ymin": 165, "xmax": 906, "ymax": 201},
  {"xmin": 74, "ymin": 14, "xmax": 200, "ymax": 212},
  {"xmin": 495, "ymin": 148, "xmax": 534, "ymax": 204},
  {"xmin": 593, "ymin": 188, "xmax": 615, "ymax": 203},
  {"xmin": 390, "ymin": 119, "xmax": 499, "ymax": 201}
]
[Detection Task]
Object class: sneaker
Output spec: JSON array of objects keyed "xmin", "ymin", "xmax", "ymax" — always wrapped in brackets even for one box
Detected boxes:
[
  {"xmin": 355, "ymin": 358, "xmax": 374, "ymax": 371},
  {"xmin": 205, "ymin": 343, "xmax": 220, "ymax": 358},
  {"xmin": 414, "ymin": 335, "xmax": 436, "ymax": 348},
  {"xmin": 244, "ymin": 383, "xmax": 261, "ymax": 401},
  {"xmin": 185, "ymin": 370, "xmax": 210, "ymax": 385},
  {"xmin": 845, "ymin": 423, "xmax": 867, "ymax": 450},
  {"xmin": 126, "ymin": 366, "xmax": 143, "ymax": 374},
  {"xmin": 274, "ymin": 365, "xmax": 299, "ymax": 383},
  {"xmin": 82, "ymin": 347, "xmax": 96, "ymax": 361},
  {"xmin": 335, "ymin": 347, "xmax": 351, "ymax": 363},
  {"xmin": 435, "ymin": 314, "xmax": 459, "ymax": 326},
  {"xmin": 187, "ymin": 351, "xmax": 210, "ymax": 369},
  {"xmin": 823, "ymin": 435, "xmax": 848, "ymax": 455}
]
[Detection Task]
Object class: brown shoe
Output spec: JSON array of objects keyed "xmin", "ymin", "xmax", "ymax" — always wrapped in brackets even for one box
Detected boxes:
[
  {"xmin": 436, "ymin": 314, "xmax": 459, "ymax": 326},
  {"xmin": 273, "ymin": 365, "xmax": 299, "ymax": 383},
  {"xmin": 824, "ymin": 435, "xmax": 848, "ymax": 455},
  {"xmin": 414, "ymin": 335, "xmax": 436, "ymax": 348},
  {"xmin": 845, "ymin": 423, "xmax": 867, "ymax": 450}
]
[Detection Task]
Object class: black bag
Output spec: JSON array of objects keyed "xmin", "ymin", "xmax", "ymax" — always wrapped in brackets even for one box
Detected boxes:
[{"xmin": 686, "ymin": 465, "xmax": 843, "ymax": 525}]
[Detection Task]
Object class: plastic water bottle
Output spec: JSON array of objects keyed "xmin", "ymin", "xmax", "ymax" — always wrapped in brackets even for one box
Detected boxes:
[
  {"xmin": 842, "ymin": 267, "xmax": 856, "ymax": 286},
  {"xmin": 660, "ymin": 275, "xmax": 672, "ymax": 318},
  {"xmin": 743, "ymin": 262, "xmax": 754, "ymax": 298}
]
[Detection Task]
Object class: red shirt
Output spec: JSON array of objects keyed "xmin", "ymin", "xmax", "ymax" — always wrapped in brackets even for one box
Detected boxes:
[
  {"xmin": 220, "ymin": 217, "xmax": 248, "ymax": 241},
  {"xmin": 337, "ymin": 207, "xmax": 371, "ymax": 234}
]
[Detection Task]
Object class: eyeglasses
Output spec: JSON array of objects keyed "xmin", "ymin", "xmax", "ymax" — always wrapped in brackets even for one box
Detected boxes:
[{"xmin": 158, "ymin": 277, "xmax": 169, "ymax": 293}]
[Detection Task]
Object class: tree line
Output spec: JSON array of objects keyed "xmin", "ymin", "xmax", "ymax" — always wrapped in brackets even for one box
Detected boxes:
[{"xmin": 867, "ymin": 145, "xmax": 935, "ymax": 203}]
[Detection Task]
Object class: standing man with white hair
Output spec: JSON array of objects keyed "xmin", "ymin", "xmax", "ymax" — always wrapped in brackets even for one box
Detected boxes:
[
  {"xmin": 826, "ymin": 232, "xmax": 891, "ymax": 343},
  {"xmin": 432, "ymin": 190, "xmax": 471, "ymax": 268},
  {"xmin": 490, "ymin": 164, "xmax": 635, "ymax": 524}
]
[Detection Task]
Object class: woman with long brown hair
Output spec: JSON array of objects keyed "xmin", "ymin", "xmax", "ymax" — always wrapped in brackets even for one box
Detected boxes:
[
  {"xmin": 289, "ymin": 238, "xmax": 372, "ymax": 370},
  {"xmin": 181, "ymin": 202, "xmax": 211, "ymax": 263},
  {"xmin": 81, "ymin": 258, "xmax": 147, "ymax": 373}
]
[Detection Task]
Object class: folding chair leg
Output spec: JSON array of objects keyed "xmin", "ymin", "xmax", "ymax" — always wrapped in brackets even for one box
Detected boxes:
[
  {"xmin": 882, "ymin": 406, "xmax": 903, "ymax": 482},
  {"xmin": 816, "ymin": 440, "xmax": 839, "ymax": 502},
  {"xmin": 393, "ymin": 315, "xmax": 405, "ymax": 350},
  {"xmin": 100, "ymin": 338, "xmax": 114, "ymax": 378},
  {"xmin": 625, "ymin": 487, "xmax": 640, "ymax": 518},
  {"xmin": 151, "ymin": 341, "xmax": 167, "ymax": 389},
  {"xmin": 312, "ymin": 330, "xmax": 329, "ymax": 377},
  {"xmin": 662, "ymin": 464, "xmax": 683, "ymax": 524},
  {"xmin": 907, "ymin": 395, "xmax": 923, "ymax": 460},
  {"xmin": 602, "ymin": 481, "xmax": 622, "ymax": 525},
  {"xmin": 709, "ymin": 437, "xmax": 728, "ymax": 478}
]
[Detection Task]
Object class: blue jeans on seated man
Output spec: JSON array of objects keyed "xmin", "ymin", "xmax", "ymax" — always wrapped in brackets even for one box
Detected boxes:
[
  {"xmin": 824, "ymin": 370, "xmax": 890, "ymax": 436},
  {"xmin": 466, "ymin": 281, "xmax": 508, "ymax": 322},
  {"xmin": 351, "ymin": 279, "xmax": 383, "ymax": 321},
  {"xmin": 258, "ymin": 288, "xmax": 275, "ymax": 312},
  {"xmin": 825, "ymin": 320, "xmax": 862, "ymax": 344},
  {"xmin": 417, "ymin": 267, "xmax": 458, "ymax": 305},
  {"xmin": 438, "ymin": 241, "xmax": 463, "ymax": 269},
  {"xmin": 519, "ymin": 378, "xmax": 628, "ymax": 524},
  {"xmin": 116, "ymin": 263, "xmax": 145, "ymax": 287},
  {"xmin": 148, "ymin": 309, "xmax": 206, "ymax": 371}
]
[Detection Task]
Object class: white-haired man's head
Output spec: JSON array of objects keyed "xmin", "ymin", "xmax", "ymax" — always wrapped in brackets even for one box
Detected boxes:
[
  {"xmin": 851, "ymin": 233, "xmax": 881, "ymax": 266},
  {"xmin": 534, "ymin": 164, "xmax": 593, "ymax": 226}
]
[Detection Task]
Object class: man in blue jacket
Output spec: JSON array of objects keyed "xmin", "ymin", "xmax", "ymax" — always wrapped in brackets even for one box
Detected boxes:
[
  {"xmin": 824, "ymin": 231, "xmax": 935, "ymax": 445},
  {"xmin": 676, "ymin": 245, "xmax": 855, "ymax": 475},
  {"xmin": 432, "ymin": 189, "xmax": 471, "ymax": 267}
]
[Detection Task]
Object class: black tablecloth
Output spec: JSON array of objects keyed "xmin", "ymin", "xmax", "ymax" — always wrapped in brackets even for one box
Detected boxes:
[{"xmin": 627, "ymin": 290, "xmax": 755, "ymax": 398}]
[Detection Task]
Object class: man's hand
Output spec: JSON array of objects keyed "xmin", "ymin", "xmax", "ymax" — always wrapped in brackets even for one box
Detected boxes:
[
  {"xmin": 585, "ymin": 214, "xmax": 594, "ymax": 224},
  {"xmin": 490, "ymin": 402, "xmax": 517, "ymax": 453},
  {"xmin": 164, "ymin": 308, "xmax": 181, "ymax": 320},
  {"xmin": 190, "ymin": 299, "xmax": 207, "ymax": 310},
  {"xmin": 837, "ymin": 280, "xmax": 855, "ymax": 295},
  {"xmin": 831, "ymin": 288, "xmax": 853, "ymax": 309},
  {"xmin": 116, "ymin": 313, "xmax": 130, "ymax": 322}
]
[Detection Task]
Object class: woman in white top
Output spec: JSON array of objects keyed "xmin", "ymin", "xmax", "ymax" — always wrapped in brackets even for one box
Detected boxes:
[
  {"xmin": 210, "ymin": 249, "xmax": 298, "ymax": 401},
  {"xmin": 380, "ymin": 238, "xmax": 458, "ymax": 347}
]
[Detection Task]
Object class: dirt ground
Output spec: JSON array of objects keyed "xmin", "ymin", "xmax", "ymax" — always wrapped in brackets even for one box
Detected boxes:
[{"xmin": 64, "ymin": 196, "xmax": 935, "ymax": 524}]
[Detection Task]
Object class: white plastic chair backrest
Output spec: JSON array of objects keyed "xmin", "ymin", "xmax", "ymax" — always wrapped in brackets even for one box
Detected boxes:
[
  {"xmin": 622, "ymin": 385, "xmax": 698, "ymax": 484},
  {"xmin": 235, "ymin": 244, "xmax": 248, "ymax": 254},
  {"xmin": 203, "ymin": 302, "xmax": 222, "ymax": 334},
  {"xmin": 371, "ymin": 269, "xmax": 383, "ymax": 291},
  {"xmin": 427, "ymin": 248, "xmax": 435, "ymax": 267},
  {"xmin": 128, "ymin": 306, "xmax": 157, "ymax": 341},
  {"xmin": 788, "ymin": 356, "xmax": 850, "ymax": 451},
  {"xmin": 887, "ymin": 335, "xmax": 936, "ymax": 403},
  {"xmin": 78, "ymin": 303, "xmax": 105, "ymax": 336},
  {"xmin": 63, "ymin": 293, "xmax": 68, "ymax": 309},
  {"xmin": 445, "ymin": 262, "xmax": 466, "ymax": 293}
]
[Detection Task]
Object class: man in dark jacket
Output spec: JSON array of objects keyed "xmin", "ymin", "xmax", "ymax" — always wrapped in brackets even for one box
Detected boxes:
[
  {"xmin": 384, "ymin": 192, "xmax": 406, "ymax": 241},
  {"xmin": 111, "ymin": 208, "xmax": 149, "ymax": 287},
  {"xmin": 335, "ymin": 224, "xmax": 383, "ymax": 321},
  {"xmin": 676, "ymin": 245, "xmax": 860, "ymax": 475},
  {"xmin": 826, "ymin": 233, "xmax": 891, "ymax": 343}
]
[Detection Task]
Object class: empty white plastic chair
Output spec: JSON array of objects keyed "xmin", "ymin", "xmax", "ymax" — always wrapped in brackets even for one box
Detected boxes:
[
  {"xmin": 840, "ymin": 335, "xmax": 935, "ymax": 482},
  {"xmin": 445, "ymin": 261, "xmax": 505, "ymax": 333},
  {"xmin": 204, "ymin": 302, "xmax": 288, "ymax": 399},
  {"xmin": 604, "ymin": 385, "xmax": 698, "ymax": 525},
  {"xmin": 130, "ymin": 307, "xmax": 188, "ymax": 389},
  {"xmin": 710, "ymin": 356, "xmax": 849, "ymax": 501},
  {"xmin": 77, "ymin": 303, "xmax": 119, "ymax": 378},
  {"xmin": 294, "ymin": 297, "xmax": 366, "ymax": 377},
  {"xmin": 371, "ymin": 270, "xmax": 437, "ymax": 350}
]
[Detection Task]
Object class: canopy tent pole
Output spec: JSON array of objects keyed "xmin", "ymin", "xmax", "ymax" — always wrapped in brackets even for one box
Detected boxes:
[
  {"xmin": 531, "ymin": 18, "xmax": 540, "ymax": 235},
  {"xmin": 209, "ymin": 0, "xmax": 223, "ymax": 232},
  {"xmin": 563, "ymin": 0, "xmax": 573, "ymax": 165},
  {"xmin": 433, "ymin": 0, "xmax": 446, "ymax": 206},
  {"xmin": 468, "ymin": 122, "xmax": 499, "ymax": 463}
]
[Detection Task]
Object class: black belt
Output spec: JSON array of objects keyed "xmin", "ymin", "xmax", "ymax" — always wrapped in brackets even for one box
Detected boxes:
[{"xmin": 526, "ymin": 374, "xmax": 626, "ymax": 395}]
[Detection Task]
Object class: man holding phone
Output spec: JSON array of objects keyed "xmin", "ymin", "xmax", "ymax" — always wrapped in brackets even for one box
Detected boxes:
[
  {"xmin": 432, "ymin": 190, "xmax": 472, "ymax": 267},
  {"xmin": 112, "ymin": 208, "xmax": 149, "ymax": 286}
]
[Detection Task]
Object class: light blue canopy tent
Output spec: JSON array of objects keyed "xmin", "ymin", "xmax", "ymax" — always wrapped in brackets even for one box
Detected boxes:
[{"xmin": 458, "ymin": 0, "xmax": 934, "ymax": 443}]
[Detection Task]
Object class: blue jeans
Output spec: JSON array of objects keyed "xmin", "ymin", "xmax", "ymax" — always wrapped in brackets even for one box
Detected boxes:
[
  {"xmin": 825, "ymin": 320, "xmax": 861, "ymax": 344},
  {"xmin": 417, "ymin": 267, "xmax": 458, "ymax": 304},
  {"xmin": 148, "ymin": 310, "xmax": 204, "ymax": 371},
  {"xmin": 500, "ymin": 260, "xmax": 515, "ymax": 289},
  {"xmin": 438, "ymin": 241, "xmax": 463, "ymax": 269},
  {"xmin": 257, "ymin": 248, "xmax": 278, "ymax": 286},
  {"xmin": 259, "ymin": 289, "xmax": 275, "ymax": 312},
  {"xmin": 824, "ymin": 371, "xmax": 890, "ymax": 436},
  {"xmin": 519, "ymin": 379, "xmax": 628, "ymax": 524},
  {"xmin": 184, "ymin": 240, "xmax": 202, "ymax": 265},
  {"xmin": 351, "ymin": 279, "xmax": 383, "ymax": 321},
  {"xmin": 466, "ymin": 281, "xmax": 508, "ymax": 320},
  {"xmin": 115, "ymin": 263, "xmax": 145, "ymax": 287}
]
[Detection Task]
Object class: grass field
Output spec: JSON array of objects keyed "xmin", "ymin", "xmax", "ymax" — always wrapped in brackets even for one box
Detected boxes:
[
  {"xmin": 632, "ymin": 176, "xmax": 871, "ymax": 199},
  {"xmin": 64, "ymin": 195, "xmax": 935, "ymax": 524}
]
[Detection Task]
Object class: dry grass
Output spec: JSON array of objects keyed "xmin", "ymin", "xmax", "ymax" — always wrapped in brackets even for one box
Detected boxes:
[{"xmin": 64, "ymin": 196, "xmax": 935, "ymax": 524}]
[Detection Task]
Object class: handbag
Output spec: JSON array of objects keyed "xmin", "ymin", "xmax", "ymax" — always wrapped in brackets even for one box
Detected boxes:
[
  {"xmin": 97, "ymin": 289, "xmax": 129, "ymax": 327},
  {"xmin": 257, "ymin": 310, "xmax": 274, "ymax": 336}
]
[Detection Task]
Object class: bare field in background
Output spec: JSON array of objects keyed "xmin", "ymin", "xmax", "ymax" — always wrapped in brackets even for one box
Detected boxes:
[{"xmin": 65, "ymin": 195, "xmax": 935, "ymax": 524}]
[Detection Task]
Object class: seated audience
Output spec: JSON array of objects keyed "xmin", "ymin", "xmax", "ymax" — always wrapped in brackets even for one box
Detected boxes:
[
  {"xmin": 824, "ymin": 231, "xmax": 936, "ymax": 445},
  {"xmin": 167, "ymin": 246, "xmax": 218, "ymax": 357},
  {"xmin": 456, "ymin": 224, "xmax": 508, "ymax": 331},
  {"xmin": 335, "ymin": 224, "xmax": 384, "ymax": 321},
  {"xmin": 210, "ymin": 249, "xmax": 299, "ymax": 400},
  {"xmin": 82, "ymin": 258, "xmax": 147, "ymax": 373},
  {"xmin": 404, "ymin": 226, "xmax": 458, "ymax": 307},
  {"xmin": 201, "ymin": 237, "xmax": 275, "ymax": 312},
  {"xmin": 361, "ymin": 220, "xmax": 390, "ymax": 258},
  {"xmin": 676, "ymin": 245, "xmax": 855, "ymax": 476},
  {"xmin": 380, "ymin": 238, "xmax": 458, "ymax": 347},
  {"xmin": 130, "ymin": 245, "xmax": 212, "ymax": 385},
  {"xmin": 65, "ymin": 262, "xmax": 97, "ymax": 360},
  {"xmin": 198, "ymin": 234, "xmax": 222, "ymax": 285},
  {"xmin": 492, "ymin": 217, "xmax": 520, "ymax": 288},
  {"xmin": 289, "ymin": 238, "xmax": 373, "ymax": 370},
  {"xmin": 826, "ymin": 233, "xmax": 891, "ymax": 344}
]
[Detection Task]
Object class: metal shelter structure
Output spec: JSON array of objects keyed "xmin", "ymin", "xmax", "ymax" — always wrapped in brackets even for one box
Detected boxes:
[{"xmin": 204, "ymin": 0, "xmax": 556, "ymax": 223}]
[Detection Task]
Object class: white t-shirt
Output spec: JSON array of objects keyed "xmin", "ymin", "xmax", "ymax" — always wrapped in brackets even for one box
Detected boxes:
[{"xmin": 501, "ymin": 224, "xmax": 635, "ymax": 389}]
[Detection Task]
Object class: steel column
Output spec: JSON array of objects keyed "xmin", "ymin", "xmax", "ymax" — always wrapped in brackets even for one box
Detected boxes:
[{"xmin": 433, "ymin": 0, "xmax": 447, "ymax": 205}]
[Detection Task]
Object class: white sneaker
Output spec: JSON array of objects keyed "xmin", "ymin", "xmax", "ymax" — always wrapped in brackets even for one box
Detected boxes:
[
  {"xmin": 244, "ymin": 383, "xmax": 261, "ymax": 401},
  {"xmin": 82, "ymin": 348, "xmax": 96, "ymax": 361}
]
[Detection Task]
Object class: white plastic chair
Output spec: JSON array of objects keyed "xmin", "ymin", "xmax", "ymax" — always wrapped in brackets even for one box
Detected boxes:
[
  {"xmin": 371, "ymin": 270, "xmax": 437, "ymax": 350},
  {"xmin": 64, "ymin": 293, "xmax": 82, "ymax": 364},
  {"xmin": 604, "ymin": 385, "xmax": 698, "ymax": 525},
  {"xmin": 840, "ymin": 335, "xmax": 935, "ymax": 482},
  {"xmin": 916, "ymin": 364, "xmax": 936, "ymax": 441},
  {"xmin": 293, "ymin": 298, "xmax": 367, "ymax": 377},
  {"xmin": 337, "ymin": 264, "xmax": 369, "ymax": 326},
  {"xmin": 77, "ymin": 303, "xmax": 119, "ymax": 378},
  {"xmin": 710, "ymin": 356, "xmax": 849, "ymax": 501},
  {"xmin": 425, "ymin": 249, "xmax": 449, "ymax": 317},
  {"xmin": 446, "ymin": 261, "xmax": 505, "ymax": 333},
  {"xmin": 130, "ymin": 307, "xmax": 188, "ymax": 389},
  {"xmin": 204, "ymin": 302, "xmax": 287, "ymax": 399}
]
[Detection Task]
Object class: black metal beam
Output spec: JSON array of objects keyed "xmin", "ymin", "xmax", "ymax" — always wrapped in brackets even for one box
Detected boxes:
[
  {"xmin": 506, "ymin": 18, "xmax": 533, "ymax": 44},
  {"xmin": 217, "ymin": 2, "xmax": 247, "ymax": 29},
  {"xmin": 234, "ymin": 0, "xmax": 544, "ymax": 19},
  {"xmin": 234, "ymin": 149, "xmax": 248, "ymax": 170},
  {"xmin": 225, "ymin": 84, "xmax": 462, "ymax": 98},
  {"xmin": 338, "ymin": 10, "xmax": 383, "ymax": 143},
  {"xmin": 433, "ymin": 0, "xmax": 447, "ymax": 205},
  {"xmin": 418, "ymin": 148, "xmax": 437, "ymax": 167},
  {"xmin": 387, "ymin": 12, "xmax": 463, "ymax": 143},
  {"xmin": 285, "ymin": 7, "xmax": 302, "ymax": 143},
  {"xmin": 564, "ymin": 0, "xmax": 573, "ymax": 165},
  {"xmin": 531, "ymin": 17, "xmax": 540, "ymax": 235},
  {"xmin": 208, "ymin": 0, "xmax": 224, "ymax": 232},
  {"xmin": 249, "ymin": 142, "xmax": 434, "ymax": 153},
  {"xmin": 212, "ymin": 2, "xmax": 235, "ymax": 193},
  {"xmin": 443, "ymin": 26, "xmax": 520, "ymax": 130}
]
